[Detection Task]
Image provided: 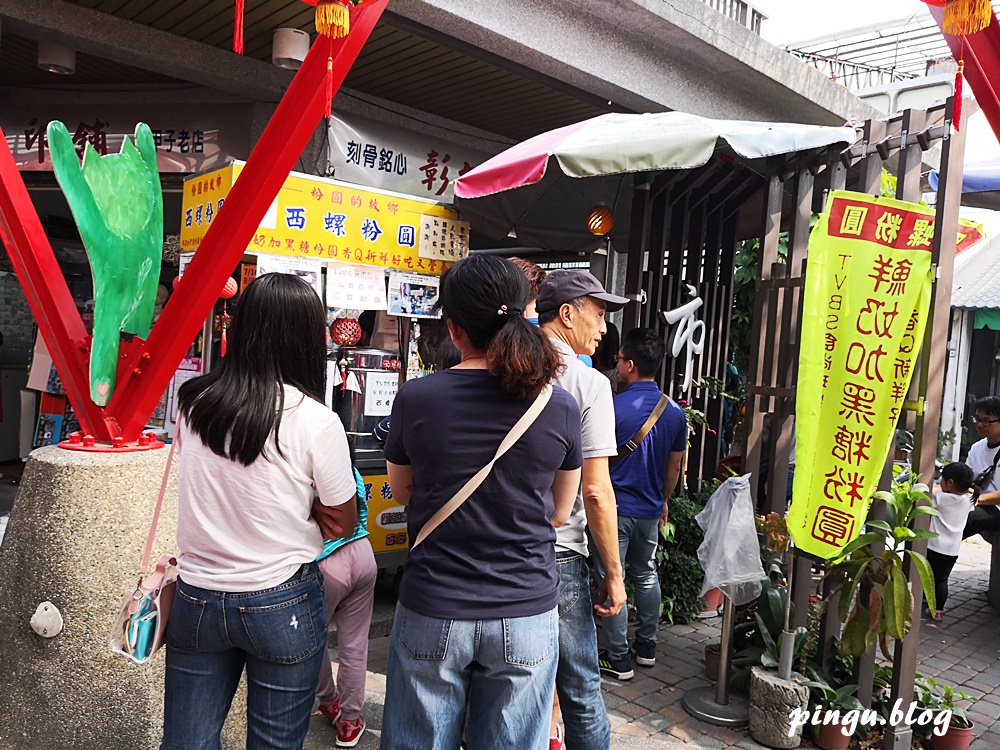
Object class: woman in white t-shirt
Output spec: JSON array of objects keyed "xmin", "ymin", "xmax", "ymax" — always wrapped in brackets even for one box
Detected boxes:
[{"xmin": 161, "ymin": 273, "xmax": 357, "ymax": 750}]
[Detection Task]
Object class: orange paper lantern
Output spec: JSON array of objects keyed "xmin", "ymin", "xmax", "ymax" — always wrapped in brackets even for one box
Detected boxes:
[{"xmin": 586, "ymin": 205, "xmax": 615, "ymax": 236}]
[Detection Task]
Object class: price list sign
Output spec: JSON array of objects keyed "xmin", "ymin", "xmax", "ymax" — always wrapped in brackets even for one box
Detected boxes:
[{"xmin": 418, "ymin": 215, "xmax": 470, "ymax": 262}]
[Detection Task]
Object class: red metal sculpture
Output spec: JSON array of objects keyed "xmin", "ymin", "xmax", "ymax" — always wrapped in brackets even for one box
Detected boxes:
[{"xmin": 0, "ymin": 0, "xmax": 389, "ymax": 446}]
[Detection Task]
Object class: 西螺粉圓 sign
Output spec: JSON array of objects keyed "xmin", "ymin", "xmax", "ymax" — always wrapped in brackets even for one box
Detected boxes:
[{"xmin": 180, "ymin": 161, "xmax": 460, "ymax": 275}]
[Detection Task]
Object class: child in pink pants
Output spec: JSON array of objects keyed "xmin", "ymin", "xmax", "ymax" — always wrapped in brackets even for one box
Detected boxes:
[{"xmin": 316, "ymin": 470, "xmax": 377, "ymax": 748}]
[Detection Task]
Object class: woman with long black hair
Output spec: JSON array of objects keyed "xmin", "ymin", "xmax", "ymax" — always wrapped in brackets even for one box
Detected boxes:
[
  {"xmin": 162, "ymin": 273, "xmax": 357, "ymax": 750},
  {"xmin": 380, "ymin": 255, "xmax": 583, "ymax": 750}
]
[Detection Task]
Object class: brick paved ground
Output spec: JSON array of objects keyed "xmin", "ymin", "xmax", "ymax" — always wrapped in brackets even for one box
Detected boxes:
[{"xmin": 308, "ymin": 538, "xmax": 1000, "ymax": 749}]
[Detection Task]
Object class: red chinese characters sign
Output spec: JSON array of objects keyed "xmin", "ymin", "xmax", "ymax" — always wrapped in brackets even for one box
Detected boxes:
[{"xmin": 788, "ymin": 191, "xmax": 934, "ymax": 559}]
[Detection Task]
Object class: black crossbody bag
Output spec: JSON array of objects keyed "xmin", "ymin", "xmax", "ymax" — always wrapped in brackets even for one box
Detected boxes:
[{"xmin": 971, "ymin": 446, "xmax": 1000, "ymax": 511}]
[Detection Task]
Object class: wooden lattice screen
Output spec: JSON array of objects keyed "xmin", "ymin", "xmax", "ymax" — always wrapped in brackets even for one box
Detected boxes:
[
  {"xmin": 618, "ymin": 101, "xmax": 965, "ymax": 749},
  {"xmin": 739, "ymin": 102, "xmax": 966, "ymax": 750}
]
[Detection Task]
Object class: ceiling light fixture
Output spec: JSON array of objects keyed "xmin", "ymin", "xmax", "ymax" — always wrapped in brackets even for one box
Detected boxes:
[
  {"xmin": 38, "ymin": 42, "xmax": 76, "ymax": 75},
  {"xmin": 272, "ymin": 28, "xmax": 310, "ymax": 70}
]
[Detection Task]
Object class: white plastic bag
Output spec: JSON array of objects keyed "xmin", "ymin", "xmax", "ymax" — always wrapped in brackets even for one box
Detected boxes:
[{"xmin": 695, "ymin": 474, "xmax": 765, "ymax": 606}]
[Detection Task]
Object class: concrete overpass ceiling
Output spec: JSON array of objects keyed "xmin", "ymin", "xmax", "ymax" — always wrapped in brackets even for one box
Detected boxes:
[
  {"xmin": 23, "ymin": 0, "xmax": 616, "ymax": 140},
  {"xmin": 0, "ymin": 30, "xmax": 183, "ymax": 86}
]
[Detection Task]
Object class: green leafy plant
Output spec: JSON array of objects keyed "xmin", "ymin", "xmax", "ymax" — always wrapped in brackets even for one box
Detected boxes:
[
  {"xmin": 754, "ymin": 614, "xmax": 808, "ymax": 670},
  {"xmin": 802, "ymin": 676, "xmax": 865, "ymax": 714},
  {"xmin": 729, "ymin": 234, "xmax": 788, "ymax": 374},
  {"xmin": 676, "ymin": 398, "xmax": 713, "ymax": 441},
  {"xmin": 728, "ymin": 571, "xmax": 858, "ymax": 695},
  {"xmin": 655, "ymin": 481, "xmax": 719, "ymax": 624},
  {"xmin": 826, "ymin": 474, "xmax": 940, "ymax": 657},
  {"xmin": 914, "ymin": 674, "xmax": 976, "ymax": 732},
  {"xmin": 693, "ymin": 375, "xmax": 742, "ymax": 402}
]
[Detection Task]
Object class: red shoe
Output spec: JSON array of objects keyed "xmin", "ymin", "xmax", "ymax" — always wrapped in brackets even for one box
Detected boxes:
[
  {"xmin": 336, "ymin": 716, "xmax": 366, "ymax": 748},
  {"xmin": 549, "ymin": 723, "xmax": 563, "ymax": 750},
  {"xmin": 318, "ymin": 696, "xmax": 341, "ymax": 725}
]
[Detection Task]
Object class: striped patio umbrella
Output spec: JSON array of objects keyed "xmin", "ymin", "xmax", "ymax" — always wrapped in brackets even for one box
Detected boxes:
[{"xmin": 454, "ymin": 111, "xmax": 854, "ymax": 251}]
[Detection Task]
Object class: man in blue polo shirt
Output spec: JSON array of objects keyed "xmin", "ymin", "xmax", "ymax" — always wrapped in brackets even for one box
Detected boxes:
[{"xmin": 598, "ymin": 327, "xmax": 686, "ymax": 680}]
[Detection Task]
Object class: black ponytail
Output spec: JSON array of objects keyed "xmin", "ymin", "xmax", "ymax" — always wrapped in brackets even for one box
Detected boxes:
[{"xmin": 438, "ymin": 255, "xmax": 561, "ymax": 400}]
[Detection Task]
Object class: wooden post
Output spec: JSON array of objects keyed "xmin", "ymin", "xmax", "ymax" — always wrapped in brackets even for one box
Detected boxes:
[
  {"xmin": 884, "ymin": 101, "xmax": 966, "ymax": 750},
  {"xmin": 622, "ymin": 176, "xmax": 652, "ymax": 331}
]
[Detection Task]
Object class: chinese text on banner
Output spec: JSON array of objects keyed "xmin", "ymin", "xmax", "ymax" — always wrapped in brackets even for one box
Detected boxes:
[{"xmin": 788, "ymin": 190, "xmax": 934, "ymax": 560}]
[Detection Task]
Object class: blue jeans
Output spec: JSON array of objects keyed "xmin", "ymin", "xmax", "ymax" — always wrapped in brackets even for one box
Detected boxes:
[
  {"xmin": 555, "ymin": 552, "xmax": 611, "ymax": 750},
  {"xmin": 598, "ymin": 517, "xmax": 661, "ymax": 661},
  {"xmin": 379, "ymin": 602, "xmax": 558, "ymax": 750},
  {"xmin": 161, "ymin": 563, "xmax": 326, "ymax": 750}
]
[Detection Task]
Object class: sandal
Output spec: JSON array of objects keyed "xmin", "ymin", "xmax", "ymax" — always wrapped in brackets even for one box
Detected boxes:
[
  {"xmin": 549, "ymin": 723, "xmax": 563, "ymax": 750},
  {"xmin": 924, "ymin": 608, "xmax": 943, "ymax": 622}
]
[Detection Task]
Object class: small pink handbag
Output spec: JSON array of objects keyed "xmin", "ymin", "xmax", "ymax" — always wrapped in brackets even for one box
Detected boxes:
[{"xmin": 109, "ymin": 433, "xmax": 178, "ymax": 665}]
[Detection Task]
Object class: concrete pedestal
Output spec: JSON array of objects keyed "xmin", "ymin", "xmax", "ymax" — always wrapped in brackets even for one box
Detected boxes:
[
  {"xmin": 0, "ymin": 446, "xmax": 245, "ymax": 750},
  {"xmin": 748, "ymin": 666, "xmax": 810, "ymax": 749}
]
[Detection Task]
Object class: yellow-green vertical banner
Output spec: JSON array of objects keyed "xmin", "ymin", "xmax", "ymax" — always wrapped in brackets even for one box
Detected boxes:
[{"xmin": 788, "ymin": 190, "xmax": 934, "ymax": 560}]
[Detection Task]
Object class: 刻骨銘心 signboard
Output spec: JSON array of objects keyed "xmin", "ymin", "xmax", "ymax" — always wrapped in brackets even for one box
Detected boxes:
[{"xmin": 788, "ymin": 190, "xmax": 934, "ymax": 560}]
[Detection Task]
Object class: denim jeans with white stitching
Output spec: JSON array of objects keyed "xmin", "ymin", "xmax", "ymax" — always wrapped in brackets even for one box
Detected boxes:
[
  {"xmin": 555, "ymin": 552, "xmax": 611, "ymax": 750},
  {"xmin": 161, "ymin": 562, "xmax": 326, "ymax": 750},
  {"xmin": 379, "ymin": 602, "xmax": 558, "ymax": 750}
]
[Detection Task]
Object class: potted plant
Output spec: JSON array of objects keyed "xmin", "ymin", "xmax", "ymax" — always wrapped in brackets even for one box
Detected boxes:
[
  {"xmin": 913, "ymin": 674, "xmax": 977, "ymax": 750},
  {"xmin": 697, "ymin": 587, "xmax": 724, "ymax": 618},
  {"xmin": 704, "ymin": 641, "xmax": 721, "ymax": 679},
  {"xmin": 825, "ymin": 474, "xmax": 940, "ymax": 657},
  {"xmin": 802, "ymin": 678, "xmax": 864, "ymax": 750}
]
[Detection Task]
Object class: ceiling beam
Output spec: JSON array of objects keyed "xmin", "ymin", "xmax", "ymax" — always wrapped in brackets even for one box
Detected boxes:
[{"xmin": 0, "ymin": 0, "xmax": 293, "ymax": 102}]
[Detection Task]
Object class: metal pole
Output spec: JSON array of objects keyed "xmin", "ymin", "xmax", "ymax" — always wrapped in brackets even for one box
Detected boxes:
[
  {"xmin": 715, "ymin": 594, "xmax": 734, "ymax": 705},
  {"xmin": 684, "ymin": 588, "xmax": 749, "ymax": 726},
  {"xmin": 778, "ymin": 544, "xmax": 796, "ymax": 680}
]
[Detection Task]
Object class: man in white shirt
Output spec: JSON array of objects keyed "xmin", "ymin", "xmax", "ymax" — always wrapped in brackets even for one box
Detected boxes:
[
  {"xmin": 963, "ymin": 396, "xmax": 1000, "ymax": 540},
  {"xmin": 537, "ymin": 269, "xmax": 628, "ymax": 750}
]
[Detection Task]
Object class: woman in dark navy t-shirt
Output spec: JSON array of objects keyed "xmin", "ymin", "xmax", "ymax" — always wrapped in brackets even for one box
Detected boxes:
[{"xmin": 380, "ymin": 255, "xmax": 582, "ymax": 750}]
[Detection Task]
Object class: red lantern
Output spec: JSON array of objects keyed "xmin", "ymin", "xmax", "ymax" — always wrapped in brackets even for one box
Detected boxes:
[
  {"xmin": 220, "ymin": 277, "xmax": 238, "ymax": 299},
  {"xmin": 330, "ymin": 318, "xmax": 363, "ymax": 346},
  {"xmin": 218, "ymin": 277, "xmax": 238, "ymax": 357}
]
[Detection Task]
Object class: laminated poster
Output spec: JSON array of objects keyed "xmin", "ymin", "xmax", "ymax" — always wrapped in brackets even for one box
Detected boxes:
[
  {"xmin": 178, "ymin": 252, "xmax": 193, "ymax": 278},
  {"xmin": 255, "ymin": 253, "xmax": 324, "ymax": 300},
  {"xmin": 26, "ymin": 332, "xmax": 54, "ymax": 392},
  {"xmin": 326, "ymin": 261, "xmax": 388, "ymax": 310},
  {"xmin": 418, "ymin": 215, "xmax": 470, "ymax": 262},
  {"xmin": 386, "ymin": 271, "xmax": 441, "ymax": 319},
  {"xmin": 168, "ymin": 356, "xmax": 202, "ymax": 426},
  {"xmin": 364, "ymin": 371, "xmax": 399, "ymax": 417}
]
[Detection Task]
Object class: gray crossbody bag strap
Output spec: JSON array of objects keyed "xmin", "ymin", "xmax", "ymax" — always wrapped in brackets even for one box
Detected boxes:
[{"xmin": 411, "ymin": 384, "xmax": 553, "ymax": 550}]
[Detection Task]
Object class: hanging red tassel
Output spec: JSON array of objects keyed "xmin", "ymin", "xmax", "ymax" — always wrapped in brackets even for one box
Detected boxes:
[
  {"xmin": 327, "ymin": 49, "xmax": 335, "ymax": 119},
  {"xmin": 310, "ymin": 1, "xmax": 367, "ymax": 117},
  {"xmin": 219, "ymin": 278, "xmax": 237, "ymax": 357},
  {"xmin": 953, "ymin": 38, "xmax": 966, "ymax": 132},
  {"xmin": 954, "ymin": 58, "xmax": 964, "ymax": 131},
  {"xmin": 233, "ymin": 0, "xmax": 245, "ymax": 54}
]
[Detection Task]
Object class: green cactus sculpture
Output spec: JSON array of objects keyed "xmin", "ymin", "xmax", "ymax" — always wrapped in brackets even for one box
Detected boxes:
[{"xmin": 48, "ymin": 122, "xmax": 163, "ymax": 406}]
